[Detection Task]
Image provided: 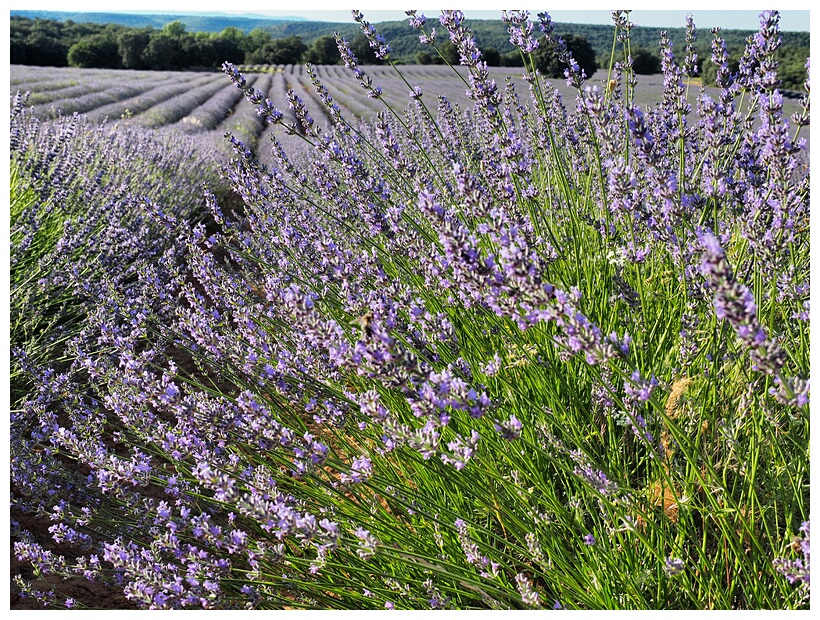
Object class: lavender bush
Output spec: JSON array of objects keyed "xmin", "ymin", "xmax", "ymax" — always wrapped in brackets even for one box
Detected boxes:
[
  {"xmin": 10, "ymin": 92, "xmax": 223, "ymax": 500},
  {"xmin": 11, "ymin": 9, "xmax": 809, "ymax": 610}
]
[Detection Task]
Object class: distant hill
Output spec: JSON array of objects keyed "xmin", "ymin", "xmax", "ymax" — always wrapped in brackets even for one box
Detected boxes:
[
  {"xmin": 9, "ymin": 10, "xmax": 305, "ymax": 33},
  {"xmin": 258, "ymin": 17, "xmax": 809, "ymax": 64}
]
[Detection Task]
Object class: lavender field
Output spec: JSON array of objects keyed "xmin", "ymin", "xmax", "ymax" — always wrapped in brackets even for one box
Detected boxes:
[
  {"xmin": 10, "ymin": 10, "xmax": 810, "ymax": 610},
  {"xmin": 10, "ymin": 60, "xmax": 810, "ymax": 162}
]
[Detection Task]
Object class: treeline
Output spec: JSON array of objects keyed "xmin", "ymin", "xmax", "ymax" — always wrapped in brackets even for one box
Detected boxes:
[
  {"xmin": 10, "ymin": 15, "xmax": 809, "ymax": 89},
  {"xmin": 11, "ymin": 17, "xmax": 247, "ymax": 70},
  {"xmin": 9, "ymin": 17, "xmax": 405, "ymax": 71},
  {"xmin": 8, "ymin": 15, "xmax": 600, "ymax": 76}
]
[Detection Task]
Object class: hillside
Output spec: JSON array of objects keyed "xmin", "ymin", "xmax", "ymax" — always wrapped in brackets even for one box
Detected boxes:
[
  {"xmin": 264, "ymin": 18, "xmax": 810, "ymax": 62},
  {"xmin": 9, "ymin": 10, "xmax": 304, "ymax": 33},
  {"xmin": 10, "ymin": 10, "xmax": 810, "ymax": 63}
]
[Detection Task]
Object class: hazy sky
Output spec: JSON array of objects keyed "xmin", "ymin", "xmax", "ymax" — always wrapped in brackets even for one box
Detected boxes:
[{"xmin": 17, "ymin": 2, "xmax": 814, "ymax": 32}]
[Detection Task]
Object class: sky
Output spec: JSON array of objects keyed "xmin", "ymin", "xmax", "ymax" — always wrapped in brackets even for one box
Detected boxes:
[{"xmin": 12, "ymin": 2, "xmax": 815, "ymax": 32}]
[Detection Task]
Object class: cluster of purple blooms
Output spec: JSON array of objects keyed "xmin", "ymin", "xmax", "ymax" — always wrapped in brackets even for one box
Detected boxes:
[
  {"xmin": 11, "ymin": 8, "xmax": 809, "ymax": 611},
  {"xmin": 774, "ymin": 520, "xmax": 810, "ymax": 588}
]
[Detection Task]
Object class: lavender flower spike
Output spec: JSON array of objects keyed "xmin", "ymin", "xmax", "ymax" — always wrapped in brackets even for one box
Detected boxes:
[{"xmin": 698, "ymin": 232, "xmax": 785, "ymax": 375}]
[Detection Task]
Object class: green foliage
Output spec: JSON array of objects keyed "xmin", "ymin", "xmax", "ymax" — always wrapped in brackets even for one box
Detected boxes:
[
  {"xmin": 161, "ymin": 20, "xmax": 187, "ymax": 38},
  {"xmin": 483, "ymin": 47, "xmax": 501, "ymax": 67},
  {"xmin": 630, "ymin": 47, "xmax": 661, "ymax": 75},
  {"xmin": 140, "ymin": 33, "xmax": 186, "ymax": 71},
  {"xmin": 432, "ymin": 40, "xmax": 460, "ymax": 66},
  {"xmin": 348, "ymin": 33, "xmax": 384, "ymax": 65},
  {"xmin": 16, "ymin": 27, "xmax": 70, "ymax": 67},
  {"xmin": 245, "ymin": 34, "xmax": 307, "ymax": 66},
  {"xmin": 67, "ymin": 33, "xmax": 120, "ymax": 68},
  {"xmin": 117, "ymin": 29, "xmax": 151, "ymax": 69},
  {"xmin": 415, "ymin": 50, "xmax": 433, "ymax": 65},
  {"xmin": 500, "ymin": 51, "xmax": 525, "ymax": 67},
  {"xmin": 244, "ymin": 27, "xmax": 272, "ymax": 56},
  {"xmin": 304, "ymin": 35, "xmax": 342, "ymax": 65},
  {"xmin": 202, "ymin": 35, "xmax": 245, "ymax": 66},
  {"xmin": 9, "ymin": 159, "xmax": 82, "ymax": 405},
  {"xmin": 532, "ymin": 33, "xmax": 597, "ymax": 79},
  {"xmin": 218, "ymin": 26, "xmax": 245, "ymax": 44}
]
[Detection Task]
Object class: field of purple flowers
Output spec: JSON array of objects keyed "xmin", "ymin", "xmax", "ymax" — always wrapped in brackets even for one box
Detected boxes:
[{"xmin": 10, "ymin": 10, "xmax": 809, "ymax": 610}]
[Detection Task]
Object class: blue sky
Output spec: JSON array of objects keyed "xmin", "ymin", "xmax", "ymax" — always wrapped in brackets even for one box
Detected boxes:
[{"xmin": 14, "ymin": 2, "xmax": 814, "ymax": 32}]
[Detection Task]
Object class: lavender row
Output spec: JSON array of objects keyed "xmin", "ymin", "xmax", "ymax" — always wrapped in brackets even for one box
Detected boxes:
[
  {"xmin": 25, "ymin": 82, "xmax": 107, "ymax": 106},
  {"xmin": 255, "ymin": 70, "xmax": 301, "ymax": 167},
  {"xmin": 83, "ymin": 74, "xmax": 220, "ymax": 124},
  {"xmin": 11, "ymin": 64, "xmax": 151, "ymax": 86},
  {"xmin": 175, "ymin": 74, "xmax": 260, "ymax": 133},
  {"xmin": 133, "ymin": 75, "xmax": 230, "ymax": 129},
  {"xmin": 198, "ymin": 73, "xmax": 275, "ymax": 159}
]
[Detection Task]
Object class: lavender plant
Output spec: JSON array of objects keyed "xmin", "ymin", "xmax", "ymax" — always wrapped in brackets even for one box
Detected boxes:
[
  {"xmin": 11, "ymin": 9, "xmax": 809, "ymax": 610},
  {"xmin": 10, "ymin": 94, "xmax": 223, "ymax": 548}
]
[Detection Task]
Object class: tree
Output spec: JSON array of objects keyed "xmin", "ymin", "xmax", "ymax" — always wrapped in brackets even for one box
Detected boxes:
[
  {"xmin": 141, "ymin": 33, "xmax": 186, "ymax": 70},
  {"xmin": 501, "ymin": 51, "xmax": 525, "ymax": 67},
  {"xmin": 244, "ymin": 28, "xmax": 272, "ymax": 58},
  {"xmin": 348, "ymin": 33, "xmax": 382, "ymax": 65},
  {"xmin": 532, "ymin": 33, "xmax": 597, "ymax": 79},
  {"xmin": 207, "ymin": 35, "xmax": 244, "ymax": 66},
  {"xmin": 67, "ymin": 34, "xmax": 120, "ymax": 68},
  {"xmin": 117, "ymin": 29, "xmax": 151, "ymax": 69},
  {"xmin": 218, "ymin": 26, "xmax": 245, "ymax": 45},
  {"xmin": 189, "ymin": 33, "xmax": 217, "ymax": 67},
  {"xmin": 304, "ymin": 35, "xmax": 340, "ymax": 65},
  {"xmin": 431, "ymin": 40, "xmax": 460, "ymax": 65},
  {"xmin": 246, "ymin": 35, "xmax": 307, "ymax": 65},
  {"xmin": 23, "ymin": 30, "xmax": 68, "ymax": 66},
  {"xmin": 161, "ymin": 20, "xmax": 187, "ymax": 38},
  {"xmin": 700, "ymin": 55, "xmax": 740, "ymax": 88},
  {"xmin": 483, "ymin": 47, "xmax": 501, "ymax": 67},
  {"xmin": 415, "ymin": 51, "xmax": 433, "ymax": 65},
  {"xmin": 11, "ymin": 31, "xmax": 29, "ymax": 65},
  {"xmin": 630, "ymin": 47, "xmax": 660, "ymax": 75}
]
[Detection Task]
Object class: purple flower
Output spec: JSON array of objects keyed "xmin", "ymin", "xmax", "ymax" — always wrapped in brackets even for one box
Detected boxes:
[
  {"xmin": 354, "ymin": 528, "xmax": 379, "ymax": 560},
  {"xmin": 352, "ymin": 10, "xmax": 391, "ymax": 60},
  {"xmin": 502, "ymin": 10, "xmax": 539, "ymax": 54},
  {"xmin": 774, "ymin": 520, "xmax": 810, "ymax": 586},
  {"xmin": 515, "ymin": 573, "xmax": 540, "ymax": 607},
  {"xmin": 405, "ymin": 11, "xmax": 426, "ymax": 30},
  {"xmin": 665, "ymin": 557, "xmax": 685, "ymax": 576},
  {"xmin": 537, "ymin": 12, "xmax": 587, "ymax": 88},
  {"xmin": 698, "ymin": 232, "xmax": 785, "ymax": 375},
  {"xmin": 493, "ymin": 414, "xmax": 522, "ymax": 440},
  {"xmin": 340, "ymin": 455, "xmax": 373, "ymax": 483}
]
